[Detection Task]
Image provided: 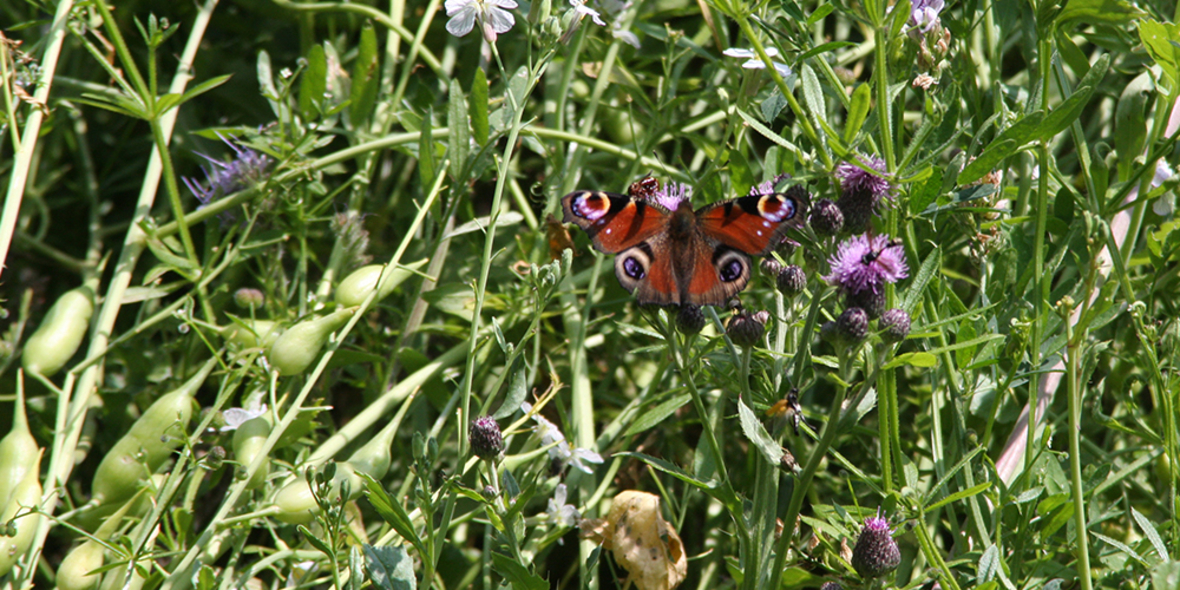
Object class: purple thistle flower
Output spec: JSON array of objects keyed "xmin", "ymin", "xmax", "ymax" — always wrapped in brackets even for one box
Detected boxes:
[
  {"xmin": 649, "ymin": 181, "xmax": 692, "ymax": 211},
  {"xmin": 748, "ymin": 173, "xmax": 792, "ymax": 196},
  {"xmin": 851, "ymin": 512, "xmax": 901, "ymax": 579},
  {"xmin": 836, "ymin": 155, "xmax": 893, "ymax": 206},
  {"xmin": 836, "ymin": 155, "xmax": 893, "ymax": 233},
  {"xmin": 824, "ymin": 234, "xmax": 908, "ymax": 295}
]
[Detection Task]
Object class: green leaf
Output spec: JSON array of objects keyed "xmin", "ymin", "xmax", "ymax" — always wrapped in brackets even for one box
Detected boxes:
[
  {"xmin": 900, "ymin": 246, "xmax": 939, "ymax": 314},
  {"xmin": 490, "ymin": 553, "xmax": 549, "ymax": 590},
  {"xmin": 844, "ymin": 83, "xmax": 871, "ymax": 145},
  {"xmin": 881, "ymin": 352, "xmax": 937, "ymax": 369},
  {"xmin": 178, "ymin": 74, "xmax": 232, "ymax": 106},
  {"xmin": 614, "ymin": 451, "xmax": 732, "ymax": 503},
  {"xmin": 1055, "ymin": 0, "xmax": 1144, "ymax": 28},
  {"xmin": 1140, "ymin": 20, "xmax": 1180, "ymax": 91},
  {"xmin": 926, "ymin": 481, "xmax": 991, "ymax": 512},
  {"xmin": 349, "ymin": 24, "xmax": 381, "ymax": 128},
  {"xmin": 363, "ymin": 544, "xmax": 417, "ymax": 590},
  {"xmin": 624, "ymin": 393, "xmax": 692, "ymax": 437},
  {"xmin": 360, "ymin": 473, "xmax": 426, "ymax": 558},
  {"xmin": 737, "ymin": 108, "xmax": 800, "ymax": 152},
  {"xmin": 800, "ymin": 63, "xmax": 827, "ymax": 140},
  {"xmin": 494, "ymin": 366, "xmax": 528, "ymax": 420},
  {"xmin": 298, "ymin": 524, "xmax": 333, "ymax": 554},
  {"xmin": 737, "ymin": 397, "xmax": 782, "ymax": 465},
  {"xmin": 909, "ymin": 166, "xmax": 944, "ymax": 214},
  {"xmin": 1131, "ymin": 508, "xmax": 1169, "ymax": 560},
  {"xmin": 299, "ymin": 44, "xmax": 328, "ymax": 121},
  {"xmin": 448, "ymin": 79, "xmax": 470, "ymax": 178},
  {"xmin": 470, "ymin": 67, "xmax": 490, "ymax": 146}
]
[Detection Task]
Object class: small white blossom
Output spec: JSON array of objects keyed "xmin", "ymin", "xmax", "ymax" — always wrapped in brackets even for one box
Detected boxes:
[
  {"xmin": 220, "ymin": 404, "xmax": 268, "ymax": 433},
  {"xmin": 1147, "ymin": 160, "xmax": 1175, "ymax": 216},
  {"xmin": 547, "ymin": 483, "xmax": 581, "ymax": 526},
  {"xmin": 722, "ymin": 47, "xmax": 792, "ymax": 78},
  {"xmin": 445, "ymin": 0, "xmax": 518, "ymax": 43},
  {"xmin": 521, "ymin": 402, "xmax": 605, "ymax": 474},
  {"xmin": 570, "ymin": 0, "xmax": 606, "ymax": 26}
]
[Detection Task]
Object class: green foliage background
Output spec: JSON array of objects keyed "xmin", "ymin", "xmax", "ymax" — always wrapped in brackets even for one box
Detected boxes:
[{"xmin": 1, "ymin": 0, "xmax": 1180, "ymax": 588}]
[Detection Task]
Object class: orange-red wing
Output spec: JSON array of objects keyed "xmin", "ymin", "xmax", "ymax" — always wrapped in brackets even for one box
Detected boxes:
[
  {"xmin": 695, "ymin": 193, "xmax": 807, "ymax": 254},
  {"xmin": 561, "ymin": 191, "xmax": 669, "ymax": 254}
]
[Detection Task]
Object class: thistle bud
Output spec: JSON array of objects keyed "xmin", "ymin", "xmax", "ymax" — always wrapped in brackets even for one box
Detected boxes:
[
  {"xmin": 880, "ymin": 308, "xmax": 911, "ymax": 342},
  {"xmin": 851, "ymin": 514, "xmax": 901, "ymax": 579},
  {"xmin": 776, "ymin": 265, "xmax": 807, "ymax": 296},
  {"xmin": 469, "ymin": 416, "xmax": 504, "ymax": 461},
  {"xmin": 845, "ymin": 288, "xmax": 885, "ymax": 319},
  {"xmin": 810, "ymin": 199, "xmax": 844, "ymax": 236},
  {"xmin": 676, "ymin": 304, "xmax": 707, "ymax": 335},
  {"xmin": 761, "ymin": 258, "xmax": 783, "ymax": 278},
  {"xmin": 727, "ymin": 310, "xmax": 769, "ymax": 347},
  {"xmin": 836, "ymin": 307, "xmax": 869, "ymax": 343}
]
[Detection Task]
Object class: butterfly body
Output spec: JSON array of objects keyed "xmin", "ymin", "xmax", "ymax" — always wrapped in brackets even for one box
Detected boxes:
[{"xmin": 561, "ymin": 188, "xmax": 808, "ymax": 306}]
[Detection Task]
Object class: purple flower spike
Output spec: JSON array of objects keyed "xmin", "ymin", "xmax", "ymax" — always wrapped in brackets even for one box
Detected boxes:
[
  {"xmin": 183, "ymin": 135, "xmax": 273, "ymax": 207},
  {"xmin": 851, "ymin": 512, "xmax": 901, "ymax": 579},
  {"xmin": 824, "ymin": 234, "xmax": 908, "ymax": 295}
]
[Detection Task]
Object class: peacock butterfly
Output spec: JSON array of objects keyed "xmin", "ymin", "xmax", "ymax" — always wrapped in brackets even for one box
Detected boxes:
[{"xmin": 560, "ymin": 182, "xmax": 809, "ymax": 306}]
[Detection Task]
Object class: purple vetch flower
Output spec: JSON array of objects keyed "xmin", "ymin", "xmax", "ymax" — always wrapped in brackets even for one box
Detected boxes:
[
  {"xmin": 182, "ymin": 135, "xmax": 273, "ymax": 217},
  {"xmin": 444, "ymin": 0, "xmax": 517, "ymax": 43},
  {"xmin": 905, "ymin": 0, "xmax": 945, "ymax": 35},
  {"xmin": 824, "ymin": 234, "xmax": 908, "ymax": 295}
]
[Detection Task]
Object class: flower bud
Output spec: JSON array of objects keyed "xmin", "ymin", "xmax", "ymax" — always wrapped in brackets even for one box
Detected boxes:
[
  {"xmin": 851, "ymin": 514, "xmax": 900, "ymax": 579},
  {"xmin": 676, "ymin": 304, "xmax": 707, "ymax": 335},
  {"xmin": 836, "ymin": 307, "xmax": 869, "ymax": 343},
  {"xmin": 845, "ymin": 288, "xmax": 885, "ymax": 319},
  {"xmin": 820, "ymin": 582, "xmax": 844, "ymax": 590},
  {"xmin": 880, "ymin": 308, "xmax": 911, "ymax": 342},
  {"xmin": 761, "ymin": 258, "xmax": 783, "ymax": 278},
  {"xmin": 810, "ymin": 199, "xmax": 844, "ymax": 236},
  {"xmin": 234, "ymin": 288, "xmax": 265, "ymax": 309},
  {"xmin": 776, "ymin": 265, "xmax": 806, "ymax": 296},
  {"xmin": 727, "ymin": 310, "xmax": 769, "ymax": 347},
  {"xmin": 469, "ymin": 416, "xmax": 504, "ymax": 460}
]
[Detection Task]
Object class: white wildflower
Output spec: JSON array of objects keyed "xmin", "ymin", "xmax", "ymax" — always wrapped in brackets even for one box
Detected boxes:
[
  {"xmin": 722, "ymin": 47, "xmax": 792, "ymax": 77},
  {"xmin": 445, "ymin": 0, "xmax": 518, "ymax": 43}
]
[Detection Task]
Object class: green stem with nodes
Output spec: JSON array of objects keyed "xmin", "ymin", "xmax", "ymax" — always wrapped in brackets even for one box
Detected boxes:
[
  {"xmin": 734, "ymin": 17, "xmax": 833, "ymax": 170},
  {"xmin": 767, "ymin": 342, "xmax": 853, "ymax": 589},
  {"xmin": 1062, "ymin": 297, "xmax": 1094, "ymax": 590}
]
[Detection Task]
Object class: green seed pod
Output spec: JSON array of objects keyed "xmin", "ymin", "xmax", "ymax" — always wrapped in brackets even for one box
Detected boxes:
[
  {"xmin": 221, "ymin": 318, "xmax": 281, "ymax": 350},
  {"xmin": 266, "ymin": 307, "xmax": 357, "ymax": 376},
  {"xmin": 90, "ymin": 358, "xmax": 217, "ymax": 506},
  {"xmin": 0, "ymin": 454, "xmax": 43, "ymax": 577},
  {"xmin": 345, "ymin": 417, "xmax": 398, "ymax": 481},
  {"xmin": 22, "ymin": 286, "xmax": 95, "ymax": 376},
  {"xmin": 56, "ymin": 539, "xmax": 103, "ymax": 590},
  {"xmin": 0, "ymin": 381, "xmax": 39, "ymax": 507},
  {"xmin": 271, "ymin": 463, "xmax": 363, "ymax": 525},
  {"xmin": 60, "ymin": 499, "xmax": 137, "ymax": 590},
  {"xmin": 334, "ymin": 259, "xmax": 428, "ymax": 308},
  {"xmin": 232, "ymin": 413, "xmax": 273, "ymax": 490}
]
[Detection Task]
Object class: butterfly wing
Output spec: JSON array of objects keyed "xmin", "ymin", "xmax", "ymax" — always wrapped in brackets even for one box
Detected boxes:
[
  {"xmin": 561, "ymin": 190, "xmax": 670, "ymax": 253},
  {"xmin": 695, "ymin": 192, "xmax": 809, "ymax": 254}
]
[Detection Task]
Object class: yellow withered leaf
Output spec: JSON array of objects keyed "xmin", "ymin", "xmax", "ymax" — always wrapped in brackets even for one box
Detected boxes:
[{"xmin": 583, "ymin": 491, "xmax": 687, "ymax": 590}]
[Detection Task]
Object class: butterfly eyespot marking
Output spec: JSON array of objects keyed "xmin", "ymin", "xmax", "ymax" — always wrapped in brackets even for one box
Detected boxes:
[
  {"xmin": 758, "ymin": 194, "xmax": 803, "ymax": 222},
  {"xmin": 570, "ymin": 192, "xmax": 611, "ymax": 221},
  {"xmin": 614, "ymin": 245, "xmax": 653, "ymax": 293},
  {"xmin": 715, "ymin": 250, "xmax": 748, "ymax": 283}
]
